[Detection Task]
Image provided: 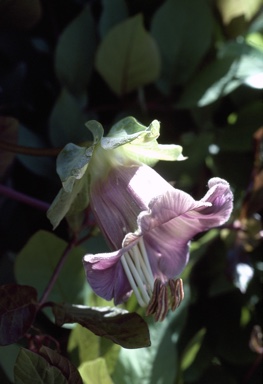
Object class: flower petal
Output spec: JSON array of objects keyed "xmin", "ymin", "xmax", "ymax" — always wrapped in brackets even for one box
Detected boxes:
[
  {"xmin": 83, "ymin": 250, "xmax": 131, "ymax": 304},
  {"xmin": 138, "ymin": 177, "xmax": 233, "ymax": 238}
]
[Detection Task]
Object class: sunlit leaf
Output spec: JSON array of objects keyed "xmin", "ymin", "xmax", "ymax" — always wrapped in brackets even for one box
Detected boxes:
[
  {"xmin": 14, "ymin": 348, "xmax": 67, "ymax": 384},
  {"xmin": 0, "ymin": 284, "xmax": 37, "ymax": 346},
  {"xmin": 79, "ymin": 358, "xmax": 113, "ymax": 384},
  {"xmin": 14, "ymin": 230, "xmax": 86, "ymax": 304},
  {"xmin": 216, "ymin": 0, "xmax": 262, "ymax": 25},
  {"xmin": 95, "ymin": 14, "xmax": 161, "ymax": 95},
  {"xmin": 0, "ymin": 116, "xmax": 18, "ymax": 179},
  {"xmin": 181, "ymin": 328, "xmax": 206, "ymax": 371},
  {"xmin": 99, "ymin": 0, "xmax": 128, "ymax": 38},
  {"xmin": 52, "ymin": 303, "xmax": 150, "ymax": 349},
  {"xmin": 68, "ymin": 324, "xmax": 120, "ymax": 374},
  {"xmin": 177, "ymin": 41, "xmax": 263, "ymax": 107},
  {"xmin": 151, "ymin": 0, "xmax": 213, "ymax": 93},
  {"xmin": 39, "ymin": 346, "xmax": 83, "ymax": 384},
  {"xmin": 55, "ymin": 6, "xmax": 96, "ymax": 96}
]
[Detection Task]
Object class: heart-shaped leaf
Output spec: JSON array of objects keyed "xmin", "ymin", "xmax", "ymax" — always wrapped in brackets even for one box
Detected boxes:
[
  {"xmin": 95, "ymin": 14, "xmax": 161, "ymax": 95},
  {"xmin": 0, "ymin": 284, "xmax": 38, "ymax": 345},
  {"xmin": 39, "ymin": 346, "xmax": 83, "ymax": 384},
  {"xmin": 14, "ymin": 348, "xmax": 68, "ymax": 384}
]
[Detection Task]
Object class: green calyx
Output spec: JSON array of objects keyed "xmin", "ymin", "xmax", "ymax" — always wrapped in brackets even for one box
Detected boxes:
[{"xmin": 47, "ymin": 116, "xmax": 184, "ymax": 229}]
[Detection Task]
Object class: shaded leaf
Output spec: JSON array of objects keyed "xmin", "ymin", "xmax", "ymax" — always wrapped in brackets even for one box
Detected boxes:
[
  {"xmin": 99, "ymin": 0, "xmax": 128, "ymax": 38},
  {"xmin": 112, "ymin": 317, "xmax": 177, "ymax": 384},
  {"xmin": 14, "ymin": 348, "xmax": 67, "ymax": 384},
  {"xmin": 79, "ymin": 358, "xmax": 113, "ymax": 384},
  {"xmin": 52, "ymin": 303, "xmax": 151, "ymax": 349},
  {"xmin": 17, "ymin": 125, "xmax": 56, "ymax": 180},
  {"xmin": 0, "ymin": 0, "xmax": 42, "ymax": 30},
  {"xmin": 14, "ymin": 230, "xmax": 86, "ymax": 304},
  {"xmin": 0, "ymin": 284, "xmax": 37, "ymax": 346},
  {"xmin": 49, "ymin": 88, "xmax": 91, "ymax": 147},
  {"xmin": 39, "ymin": 346, "xmax": 83, "ymax": 384},
  {"xmin": 151, "ymin": 0, "xmax": 213, "ymax": 93},
  {"xmin": 95, "ymin": 14, "xmax": 161, "ymax": 95},
  {"xmin": 0, "ymin": 344, "xmax": 21, "ymax": 382},
  {"xmin": 55, "ymin": 7, "xmax": 96, "ymax": 96},
  {"xmin": 0, "ymin": 116, "xmax": 19, "ymax": 179}
]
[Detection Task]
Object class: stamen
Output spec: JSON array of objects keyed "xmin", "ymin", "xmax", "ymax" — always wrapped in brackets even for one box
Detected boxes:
[
  {"xmin": 121, "ymin": 256, "xmax": 146, "ymax": 307},
  {"xmin": 138, "ymin": 238, "xmax": 155, "ymax": 288},
  {"xmin": 155, "ymin": 285, "xmax": 169, "ymax": 322},
  {"xmin": 124, "ymin": 253, "xmax": 150, "ymax": 305},
  {"xmin": 146, "ymin": 278, "xmax": 185, "ymax": 322},
  {"xmin": 146, "ymin": 279, "xmax": 161, "ymax": 316},
  {"xmin": 121, "ymin": 239, "xmax": 155, "ymax": 307}
]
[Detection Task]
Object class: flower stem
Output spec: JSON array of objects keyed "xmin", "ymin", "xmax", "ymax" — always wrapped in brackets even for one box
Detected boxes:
[{"xmin": 0, "ymin": 184, "xmax": 50, "ymax": 212}]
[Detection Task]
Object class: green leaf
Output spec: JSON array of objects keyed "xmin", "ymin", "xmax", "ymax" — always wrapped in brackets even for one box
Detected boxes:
[
  {"xmin": 216, "ymin": 0, "xmax": 262, "ymax": 25},
  {"xmin": 14, "ymin": 348, "xmax": 68, "ymax": 384},
  {"xmin": 112, "ymin": 317, "xmax": 177, "ymax": 384},
  {"xmin": 177, "ymin": 41, "xmax": 263, "ymax": 107},
  {"xmin": 79, "ymin": 358, "xmax": 114, "ymax": 384},
  {"xmin": 49, "ymin": 88, "xmax": 92, "ymax": 147},
  {"xmin": 99, "ymin": 0, "xmax": 128, "ymax": 38},
  {"xmin": 14, "ymin": 230, "xmax": 86, "ymax": 304},
  {"xmin": 95, "ymin": 14, "xmax": 161, "ymax": 95},
  {"xmin": 151, "ymin": 0, "xmax": 213, "ymax": 93},
  {"xmin": 52, "ymin": 303, "xmax": 150, "ymax": 349},
  {"xmin": 181, "ymin": 328, "xmax": 206, "ymax": 371},
  {"xmin": 0, "ymin": 344, "xmax": 20, "ymax": 383},
  {"xmin": 177, "ymin": 56, "xmax": 237, "ymax": 108},
  {"xmin": 0, "ymin": 284, "xmax": 37, "ymax": 346},
  {"xmin": 39, "ymin": 346, "xmax": 83, "ymax": 384},
  {"xmin": 55, "ymin": 6, "xmax": 96, "ymax": 96},
  {"xmin": 68, "ymin": 324, "xmax": 120, "ymax": 374}
]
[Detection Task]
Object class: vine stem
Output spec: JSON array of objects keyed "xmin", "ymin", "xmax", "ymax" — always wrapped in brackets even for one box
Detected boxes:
[
  {"xmin": 0, "ymin": 184, "xmax": 50, "ymax": 212},
  {"xmin": 38, "ymin": 238, "xmax": 77, "ymax": 306}
]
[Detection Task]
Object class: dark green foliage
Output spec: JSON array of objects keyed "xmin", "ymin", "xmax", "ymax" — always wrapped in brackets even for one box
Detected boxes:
[{"xmin": 0, "ymin": 0, "xmax": 262, "ymax": 383}]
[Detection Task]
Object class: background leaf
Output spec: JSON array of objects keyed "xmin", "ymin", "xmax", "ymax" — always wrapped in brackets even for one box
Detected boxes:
[
  {"xmin": 14, "ymin": 230, "xmax": 86, "ymax": 304},
  {"xmin": 49, "ymin": 89, "xmax": 92, "ymax": 147},
  {"xmin": 14, "ymin": 348, "xmax": 68, "ymax": 384},
  {"xmin": 95, "ymin": 14, "xmax": 161, "ymax": 95},
  {"xmin": 99, "ymin": 0, "xmax": 128, "ymax": 38},
  {"xmin": 151, "ymin": 0, "xmax": 213, "ymax": 93},
  {"xmin": 68, "ymin": 324, "xmax": 120, "ymax": 374},
  {"xmin": 55, "ymin": 6, "xmax": 96, "ymax": 96},
  {"xmin": 0, "ymin": 0, "xmax": 42, "ymax": 30},
  {"xmin": 79, "ymin": 358, "xmax": 113, "ymax": 384},
  {"xmin": 39, "ymin": 346, "xmax": 83, "ymax": 384},
  {"xmin": 0, "ymin": 284, "xmax": 37, "ymax": 345}
]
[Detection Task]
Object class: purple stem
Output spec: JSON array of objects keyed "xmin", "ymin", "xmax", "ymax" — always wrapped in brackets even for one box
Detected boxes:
[
  {"xmin": 0, "ymin": 184, "xmax": 50, "ymax": 212},
  {"xmin": 39, "ymin": 240, "xmax": 75, "ymax": 306}
]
